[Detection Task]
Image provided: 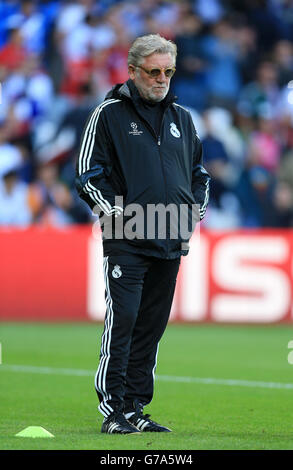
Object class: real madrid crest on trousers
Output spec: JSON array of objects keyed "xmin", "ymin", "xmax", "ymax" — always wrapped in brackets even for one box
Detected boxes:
[
  {"xmin": 112, "ymin": 264, "xmax": 122, "ymax": 278},
  {"xmin": 95, "ymin": 252, "xmax": 181, "ymax": 417}
]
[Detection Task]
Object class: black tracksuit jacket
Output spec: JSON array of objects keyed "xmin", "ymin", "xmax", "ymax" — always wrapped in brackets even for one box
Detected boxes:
[{"xmin": 76, "ymin": 80, "xmax": 210, "ymax": 259}]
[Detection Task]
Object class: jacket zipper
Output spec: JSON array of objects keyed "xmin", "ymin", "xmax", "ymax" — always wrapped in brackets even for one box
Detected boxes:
[
  {"xmin": 157, "ymin": 113, "xmax": 170, "ymax": 258},
  {"xmin": 132, "ymin": 109, "xmax": 170, "ymax": 258}
]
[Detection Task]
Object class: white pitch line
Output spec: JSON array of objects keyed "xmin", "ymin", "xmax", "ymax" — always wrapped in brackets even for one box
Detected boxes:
[
  {"xmin": 155, "ymin": 375, "xmax": 293, "ymax": 390},
  {"xmin": 1, "ymin": 364, "xmax": 293, "ymax": 391},
  {"xmin": 0, "ymin": 364, "xmax": 93, "ymax": 376}
]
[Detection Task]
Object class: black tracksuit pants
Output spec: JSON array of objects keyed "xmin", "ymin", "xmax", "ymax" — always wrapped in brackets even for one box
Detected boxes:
[{"xmin": 95, "ymin": 252, "xmax": 181, "ymax": 417}]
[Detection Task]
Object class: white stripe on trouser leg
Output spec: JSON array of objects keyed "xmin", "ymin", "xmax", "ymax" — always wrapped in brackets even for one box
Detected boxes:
[
  {"xmin": 102, "ymin": 257, "xmax": 114, "ymax": 408},
  {"xmin": 97, "ymin": 257, "xmax": 113, "ymax": 415},
  {"xmin": 152, "ymin": 343, "xmax": 159, "ymax": 382},
  {"xmin": 96, "ymin": 257, "xmax": 113, "ymax": 416},
  {"xmin": 95, "ymin": 256, "xmax": 114, "ymax": 417}
]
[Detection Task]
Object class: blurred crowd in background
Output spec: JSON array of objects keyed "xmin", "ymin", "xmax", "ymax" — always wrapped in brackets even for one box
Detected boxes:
[{"xmin": 0, "ymin": 0, "xmax": 293, "ymax": 229}]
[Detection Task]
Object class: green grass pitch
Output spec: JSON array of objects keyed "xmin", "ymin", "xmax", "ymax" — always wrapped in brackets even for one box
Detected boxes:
[{"xmin": 1, "ymin": 322, "xmax": 293, "ymax": 450}]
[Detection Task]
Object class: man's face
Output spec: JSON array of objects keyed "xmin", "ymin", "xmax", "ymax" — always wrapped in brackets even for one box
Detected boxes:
[{"xmin": 128, "ymin": 52, "xmax": 175, "ymax": 102}]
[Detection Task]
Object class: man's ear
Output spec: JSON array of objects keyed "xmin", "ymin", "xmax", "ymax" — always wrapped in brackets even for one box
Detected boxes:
[{"xmin": 128, "ymin": 65, "xmax": 136, "ymax": 80}]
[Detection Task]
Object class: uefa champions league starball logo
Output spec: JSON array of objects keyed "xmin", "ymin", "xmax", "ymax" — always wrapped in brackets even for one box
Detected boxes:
[{"xmin": 129, "ymin": 122, "xmax": 143, "ymax": 136}]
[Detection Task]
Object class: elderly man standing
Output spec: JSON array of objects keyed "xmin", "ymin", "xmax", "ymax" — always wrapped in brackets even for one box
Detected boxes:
[{"xmin": 76, "ymin": 34, "xmax": 210, "ymax": 434}]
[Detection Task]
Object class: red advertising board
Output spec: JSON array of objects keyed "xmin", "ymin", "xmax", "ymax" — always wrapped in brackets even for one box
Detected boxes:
[
  {"xmin": 0, "ymin": 226, "xmax": 89, "ymax": 321},
  {"xmin": 0, "ymin": 226, "xmax": 293, "ymax": 323}
]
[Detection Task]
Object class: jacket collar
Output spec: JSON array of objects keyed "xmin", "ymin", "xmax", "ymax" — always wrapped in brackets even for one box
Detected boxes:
[{"xmin": 105, "ymin": 80, "xmax": 177, "ymax": 109}]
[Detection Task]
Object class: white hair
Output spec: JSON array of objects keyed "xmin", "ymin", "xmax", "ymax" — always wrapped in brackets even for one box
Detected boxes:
[{"xmin": 128, "ymin": 34, "xmax": 177, "ymax": 67}]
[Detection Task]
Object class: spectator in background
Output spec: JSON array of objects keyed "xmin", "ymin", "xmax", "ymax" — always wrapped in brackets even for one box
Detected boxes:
[
  {"xmin": 277, "ymin": 128, "xmax": 293, "ymax": 208},
  {"xmin": 235, "ymin": 23, "xmax": 259, "ymax": 85},
  {"xmin": 105, "ymin": 26, "xmax": 131, "ymax": 86},
  {"xmin": 263, "ymin": 0, "xmax": 293, "ymax": 43},
  {"xmin": 194, "ymin": 0, "xmax": 224, "ymax": 25},
  {"xmin": 144, "ymin": 0, "xmax": 180, "ymax": 39},
  {"xmin": 201, "ymin": 109, "xmax": 242, "ymax": 228},
  {"xmin": 23, "ymin": 54, "xmax": 55, "ymax": 118},
  {"xmin": 57, "ymin": 81, "xmax": 96, "ymax": 157},
  {"xmin": 0, "ymin": 27, "xmax": 28, "ymax": 71},
  {"xmin": 201, "ymin": 128, "xmax": 230, "ymax": 207},
  {"xmin": 0, "ymin": 141, "xmax": 32, "ymax": 226},
  {"xmin": 243, "ymin": 0, "xmax": 282, "ymax": 53},
  {"xmin": 277, "ymin": 81, "xmax": 293, "ymax": 126},
  {"xmin": 278, "ymin": 111, "xmax": 293, "ymax": 155},
  {"xmin": 234, "ymin": 111, "xmax": 282, "ymax": 226},
  {"xmin": 246, "ymin": 114, "xmax": 281, "ymax": 174},
  {"xmin": 43, "ymin": 17, "xmax": 65, "ymax": 94},
  {"xmin": 273, "ymin": 40, "xmax": 293, "ymax": 87},
  {"xmin": 202, "ymin": 107, "xmax": 245, "ymax": 178},
  {"xmin": 237, "ymin": 60, "xmax": 280, "ymax": 119},
  {"xmin": 105, "ymin": 1, "xmax": 144, "ymax": 39},
  {"xmin": 55, "ymin": 0, "xmax": 95, "ymax": 37},
  {"xmin": 235, "ymin": 165, "xmax": 276, "ymax": 227},
  {"xmin": 172, "ymin": 12, "xmax": 207, "ymax": 110},
  {"xmin": 200, "ymin": 17, "xmax": 242, "ymax": 108},
  {"xmin": 28, "ymin": 159, "xmax": 76, "ymax": 226},
  {"xmin": 270, "ymin": 180, "xmax": 293, "ymax": 227},
  {"xmin": 60, "ymin": 12, "xmax": 97, "ymax": 97},
  {"xmin": 6, "ymin": 0, "xmax": 47, "ymax": 55}
]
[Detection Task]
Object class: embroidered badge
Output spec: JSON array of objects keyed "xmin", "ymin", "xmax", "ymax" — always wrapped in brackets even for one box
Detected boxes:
[
  {"xmin": 170, "ymin": 122, "xmax": 181, "ymax": 138},
  {"xmin": 112, "ymin": 265, "xmax": 122, "ymax": 278},
  {"xmin": 129, "ymin": 122, "xmax": 143, "ymax": 136}
]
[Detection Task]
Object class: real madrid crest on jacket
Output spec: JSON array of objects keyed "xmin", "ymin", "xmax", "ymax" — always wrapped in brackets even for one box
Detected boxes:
[
  {"xmin": 170, "ymin": 122, "xmax": 180, "ymax": 138},
  {"xmin": 76, "ymin": 79, "xmax": 210, "ymax": 259}
]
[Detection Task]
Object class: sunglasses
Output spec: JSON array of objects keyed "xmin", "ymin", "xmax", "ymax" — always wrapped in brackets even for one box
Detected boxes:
[{"xmin": 136, "ymin": 65, "xmax": 176, "ymax": 78}]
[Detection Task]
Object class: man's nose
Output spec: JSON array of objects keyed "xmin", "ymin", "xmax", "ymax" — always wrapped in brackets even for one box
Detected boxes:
[{"xmin": 156, "ymin": 72, "xmax": 168, "ymax": 81}]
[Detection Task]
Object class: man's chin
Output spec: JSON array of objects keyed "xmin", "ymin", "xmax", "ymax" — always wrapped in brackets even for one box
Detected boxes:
[{"xmin": 149, "ymin": 91, "xmax": 168, "ymax": 102}]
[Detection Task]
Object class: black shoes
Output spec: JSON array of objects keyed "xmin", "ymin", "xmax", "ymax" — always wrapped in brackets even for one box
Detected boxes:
[
  {"xmin": 101, "ymin": 410, "xmax": 140, "ymax": 434},
  {"xmin": 101, "ymin": 401, "xmax": 172, "ymax": 434},
  {"xmin": 126, "ymin": 400, "xmax": 172, "ymax": 433}
]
